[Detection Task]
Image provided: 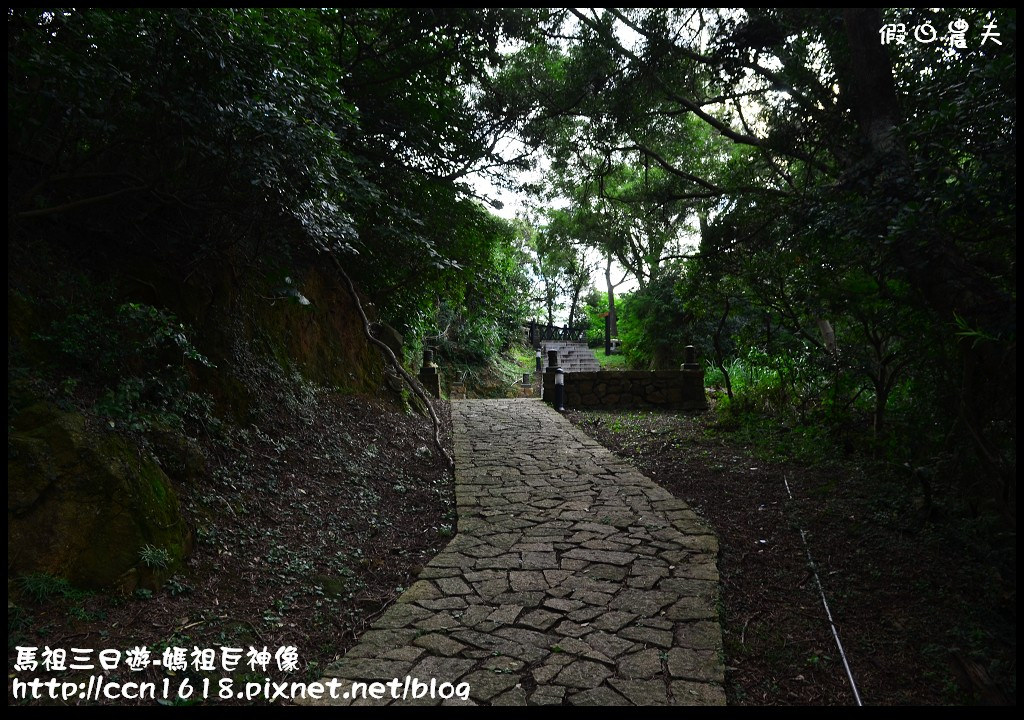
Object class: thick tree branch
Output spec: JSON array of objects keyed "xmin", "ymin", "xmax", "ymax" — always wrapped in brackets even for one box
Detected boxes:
[
  {"xmin": 16, "ymin": 186, "xmax": 148, "ymax": 219},
  {"xmin": 607, "ymin": 8, "xmax": 831, "ymax": 118},
  {"xmin": 571, "ymin": 9, "xmax": 756, "ymax": 144},
  {"xmin": 328, "ymin": 252, "xmax": 454, "ymax": 470},
  {"xmin": 573, "ymin": 9, "xmax": 832, "ymax": 173},
  {"xmin": 620, "ymin": 143, "xmax": 791, "ymax": 198},
  {"xmin": 658, "ymin": 253, "xmax": 698, "ymax": 263}
]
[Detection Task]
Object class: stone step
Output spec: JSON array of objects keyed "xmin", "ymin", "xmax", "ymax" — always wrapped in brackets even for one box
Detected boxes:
[{"xmin": 540, "ymin": 341, "xmax": 602, "ymax": 372}]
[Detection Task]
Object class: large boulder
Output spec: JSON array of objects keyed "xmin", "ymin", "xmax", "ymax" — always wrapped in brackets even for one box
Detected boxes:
[{"xmin": 8, "ymin": 403, "xmax": 191, "ymax": 591}]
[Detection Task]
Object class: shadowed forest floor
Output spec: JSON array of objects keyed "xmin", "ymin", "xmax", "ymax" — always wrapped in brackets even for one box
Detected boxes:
[
  {"xmin": 8, "ymin": 395, "xmax": 1014, "ymax": 706},
  {"xmin": 567, "ymin": 407, "xmax": 1016, "ymax": 705},
  {"xmin": 8, "ymin": 383, "xmax": 455, "ymax": 705}
]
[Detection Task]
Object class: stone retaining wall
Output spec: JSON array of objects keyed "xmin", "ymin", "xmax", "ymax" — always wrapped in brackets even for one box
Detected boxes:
[{"xmin": 543, "ymin": 370, "xmax": 707, "ymax": 411}]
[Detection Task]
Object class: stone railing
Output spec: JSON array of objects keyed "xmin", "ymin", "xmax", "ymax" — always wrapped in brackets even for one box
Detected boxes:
[
  {"xmin": 526, "ymin": 320, "xmax": 587, "ymax": 348},
  {"xmin": 541, "ymin": 346, "xmax": 707, "ymax": 411}
]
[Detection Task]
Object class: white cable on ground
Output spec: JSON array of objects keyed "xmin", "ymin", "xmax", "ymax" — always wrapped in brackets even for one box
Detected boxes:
[{"xmin": 783, "ymin": 475, "xmax": 864, "ymax": 706}]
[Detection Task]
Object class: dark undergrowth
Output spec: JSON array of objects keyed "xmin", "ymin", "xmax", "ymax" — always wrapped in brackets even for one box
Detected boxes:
[
  {"xmin": 568, "ymin": 406, "xmax": 1015, "ymax": 706},
  {"xmin": 8, "ymin": 364, "xmax": 456, "ymax": 705}
]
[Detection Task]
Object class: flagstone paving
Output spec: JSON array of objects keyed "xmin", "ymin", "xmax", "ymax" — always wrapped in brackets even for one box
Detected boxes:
[{"xmin": 307, "ymin": 398, "xmax": 724, "ymax": 706}]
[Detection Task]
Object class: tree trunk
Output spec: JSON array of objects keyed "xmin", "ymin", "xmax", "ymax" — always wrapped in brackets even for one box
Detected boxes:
[
  {"xmin": 566, "ymin": 273, "xmax": 586, "ymax": 328},
  {"xmin": 841, "ymin": 8, "xmax": 903, "ymax": 157},
  {"xmin": 605, "ymin": 255, "xmax": 618, "ymax": 337},
  {"xmin": 817, "ymin": 318, "xmax": 837, "ymax": 356},
  {"xmin": 873, "ymin": 378, "xmax": 888, "ymax": 437},
  {"xmin": 714, "ymin": 298, "xmax": 734, "ymax": 400}
]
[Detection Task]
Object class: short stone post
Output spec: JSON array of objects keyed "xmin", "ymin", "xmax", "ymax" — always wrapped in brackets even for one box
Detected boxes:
[
  {"xmin": 418, "ymin": 348, "xmax": 441, "ymax": 399},
  {"xmin": 519, "ymin": 372, "xmax": 533, "ymax": 398},
  {"xmin": 554, "ymin": 366, "xmax": 566, "ymax": 412}
]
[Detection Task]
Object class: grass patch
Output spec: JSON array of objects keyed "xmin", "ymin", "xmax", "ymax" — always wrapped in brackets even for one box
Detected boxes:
[
  {"xmin": 596, "ymin": 352, "xmax": 629, "ymax": 370},
  {"xmin": 17, "ymin": 573, "xmax": 84, "ymax": 603}
]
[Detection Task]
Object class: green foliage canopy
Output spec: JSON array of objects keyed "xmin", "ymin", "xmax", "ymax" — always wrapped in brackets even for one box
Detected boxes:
[
  {"xmin": 8, "ymin": 8, "xmax": 536, "ymax": 362},
  {"xmin": 485, "ymin": 8, "xmax": 1015, "ymax": 512}
]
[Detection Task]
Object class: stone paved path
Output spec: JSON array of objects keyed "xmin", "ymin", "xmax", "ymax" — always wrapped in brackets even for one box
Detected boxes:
[{"xmin": 307, "ymin": 399, "xmax": 724, "ymax": 706}]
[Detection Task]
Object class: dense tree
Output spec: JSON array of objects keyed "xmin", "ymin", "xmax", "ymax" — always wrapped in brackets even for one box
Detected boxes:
[
  {"xmin": 8, "ymin": 8, "xmax": 536, "ymax": 363},
  {"xmin": 485, "ymin": 8, "xmax": 1015, "ymax": 515}
]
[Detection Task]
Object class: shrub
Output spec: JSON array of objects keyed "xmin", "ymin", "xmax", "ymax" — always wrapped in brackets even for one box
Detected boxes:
[{"xmin": 36, "ymin": 299, "xmax": 215, "ymax": 432}]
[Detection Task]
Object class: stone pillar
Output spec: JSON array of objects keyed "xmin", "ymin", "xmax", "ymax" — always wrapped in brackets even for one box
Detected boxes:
[
  {"xmin": 418, "ymin": 348, "xmax": 441, "ymax": 399},
  {"xmin": 519, "ymin": 373, "xmax": 533, "ymax": 398},
  {"xmin": 679, "ymin": 345, "xmax": 707, "ymax": 410},
  {"xmin": 553, "ymin": 366, "xmax": 566, "ymax": 411},
  {"xmin": 682, "ymin": 345, "xmax": 701, "ymax": 370},
  {"xmin": 543, "ymin": 351, "xmax": 559, "ymax": 406},
  {"xmin": 535, "ymin": 351, "xmax": 544, "ymax": 399}
]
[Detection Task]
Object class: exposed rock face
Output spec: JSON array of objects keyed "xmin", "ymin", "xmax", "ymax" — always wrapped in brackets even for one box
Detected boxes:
[
  {"xmin": 370, "ymin": 321, "xmax": 404, "ymax": 360},
  {"xmin": 7, "ymin": 253, "xmax": 393, "ymax": 594},
  {"xmin": 8, "ymin": 403, "xmax": 191, "ymax": 591}
]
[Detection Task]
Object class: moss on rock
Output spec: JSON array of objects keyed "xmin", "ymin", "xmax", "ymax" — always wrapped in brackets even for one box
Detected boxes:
[
  {"xmin": 8, "ymin": 403, "xmax": 191, "ymax": 591},
  {"xmin": 145, "ymin": 423, "xmax": 207, "ymax": 484}
]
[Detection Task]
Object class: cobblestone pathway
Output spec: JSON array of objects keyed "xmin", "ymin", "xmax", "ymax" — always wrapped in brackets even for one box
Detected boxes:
[{"xmin": 308, "ymin": 399, "xmax": 724, "ymax": 706}]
